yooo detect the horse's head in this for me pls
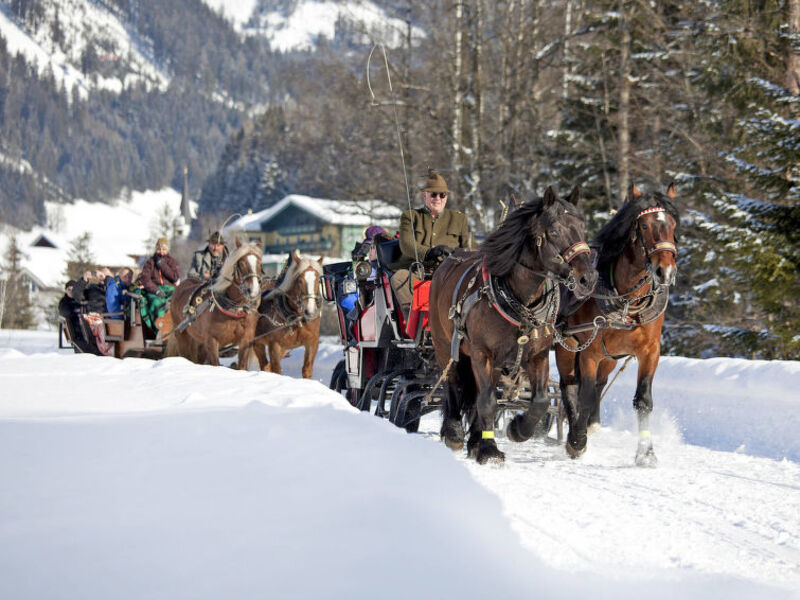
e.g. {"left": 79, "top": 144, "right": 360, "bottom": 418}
{"left": 284, "top": 250, "right": 324, "bottom": 320}
{"left": 629, "top": 183, "right": 678, "bottom": 287}
{"left": 532, "top": 186, "right": 598, "bottom": 299}
{"left": 215, "top": 237, "right": 262, "bottom": 301}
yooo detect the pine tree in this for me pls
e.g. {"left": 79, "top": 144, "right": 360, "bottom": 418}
{"left": 0, "top": 235, "right": 36, "bottom": 330}
{"left": 64, "top": 232, "right": 95, "bottom": 281}
{"left": 685, "top": 0, "right": 800, "bottom": 359}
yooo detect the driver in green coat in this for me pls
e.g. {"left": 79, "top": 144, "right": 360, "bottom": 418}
{"left": 390, "top": 170, "right": 471, "bottom": 318}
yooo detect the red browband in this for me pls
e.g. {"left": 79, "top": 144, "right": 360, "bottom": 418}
{"left": 638, "top": 207, "right": 665, "bottom": 218}
{"left": 562, "top": 241, "right": 591, "bottom": 264}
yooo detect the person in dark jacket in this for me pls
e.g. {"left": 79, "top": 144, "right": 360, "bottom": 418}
{"left": 58, "top": 280, "right": 100, "bottom": 354}
{"left": 188, "top": 231, "right": 229, "bottom": 280}
{"left": 389, "top": 170, "right": 471, "bottom": 317}
{"left": 138, "top": 237, "right": 180, "bottom": 330}
{"left": 83, "top": 267, "right": 112, "bottom": 313}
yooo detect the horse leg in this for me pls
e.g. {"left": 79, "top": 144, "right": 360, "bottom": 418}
{"left": 556, "top": 345, "right": 580, "bottom": 443}
{"left": 470, "top": 351, "right": 504, "bottom": 464}
{"left": 634, "top": 351, "right": 659, "bottom": 467}
{"left": 300, "top": 339, "right": 319, "bottom": 379}
{"left": 566, "top": 352, "right": 600, "bottom": 458}
{"left": 252, "top": 341, "right": 269, "bottom": 371}
{"left": 440, "top": 356, "right": 472, "bottom": 451}
{"left": 267, "top": 343, "right": 283, "bottom": 375}
{"left": 203, "top": 338, "right": 220, "bottom": 366}
{"left": 588, "top": 359, "right": 616, "bottom": 434}
{"left": 237, "top": 339, "right": 259, "bottom": 371}
{"left": 507, "top": 351, "right": 550, "bottom": 443}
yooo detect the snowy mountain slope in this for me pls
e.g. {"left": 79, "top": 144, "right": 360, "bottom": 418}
{"left": 200, "top": 0, "right": 259, "bottom": 29}
{"left": 245, "top": 0, "right": 425, "bottom": 52}
{"left": 0, "top": 0, "right": 168, "bottom": 98}
{"left": 0, "top": 330, "right": 799, "bottom": 598}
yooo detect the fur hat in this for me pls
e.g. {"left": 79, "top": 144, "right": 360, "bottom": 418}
{"left": 208, "top": 231, "right": 225, "bottom": 245}
{"left": 422, "top": 169, "right": 449, "bottom": 194}
{"left": 155, "top": 237, "right": 169, "bottom": 251}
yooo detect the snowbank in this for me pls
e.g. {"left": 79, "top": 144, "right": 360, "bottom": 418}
{"left": 0, "top": 331, "right": 798, "bottom": 599}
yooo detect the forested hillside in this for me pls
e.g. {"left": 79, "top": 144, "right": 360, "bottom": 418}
{"left": 0, "top": 0, "right": 797, "bottom": 358}
{"left": 200, "top": 0, "right": 799, "bottom": 359}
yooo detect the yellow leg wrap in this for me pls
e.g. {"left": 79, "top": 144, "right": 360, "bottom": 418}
{"left": 639, "top": 430, "right": 652, "bottom": 438}
{"left": 482, "top": 430, "right": 495, "bottom": 440}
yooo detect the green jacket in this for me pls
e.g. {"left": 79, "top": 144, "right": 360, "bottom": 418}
{"left": 390, "top": 207, "right": 471, "bottom": 270}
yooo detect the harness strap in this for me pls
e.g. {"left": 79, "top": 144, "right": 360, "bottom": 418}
{"left": 448, "top": 260, "right": 482, "bottom": 362}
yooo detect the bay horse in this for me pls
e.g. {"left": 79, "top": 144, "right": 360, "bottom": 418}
{"left": 555, "top": 183, "right": 679, "bottom": 467}
{"left": 429, "top": 186, "right": 598, "bottom": 464}
{"left": 252, "top": 251, "right": 323, "bottom": 378}
{"left": 169, "top": 238, "right": 262, "bottom": 369}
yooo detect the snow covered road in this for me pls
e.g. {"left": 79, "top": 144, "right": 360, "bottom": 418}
{"left": 1, "top": 330, "right": 799, "bottom": 598}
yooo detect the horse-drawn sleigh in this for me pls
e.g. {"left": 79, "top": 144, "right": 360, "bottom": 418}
{"left": 325, "top": 183, "right": 679, "bottom": 466}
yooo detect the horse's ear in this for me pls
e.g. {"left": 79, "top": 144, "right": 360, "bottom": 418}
{"left": 567, "top": 185, "right": 580, "bottom": 206}
{"left": 317, "top": 255, "right": 324, "bottom": 265}
{"left": 666, "top": 182, "right": 676, "bottom": 200}
{"left": 291, "top": 249, "right": 300, "bottom": 264}
{"left": 629, "top": 183, "right": 643, "bottom": 200}
{"left": 543, "top": 186, "right": 556, "bottom": 207}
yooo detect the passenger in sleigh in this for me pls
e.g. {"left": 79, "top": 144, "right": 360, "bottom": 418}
{"left": 389, "top": 169, "right": 472, "bottom": 318}
{"left": 58, "top": 280, "right": 101, "bottom": 355}
{"left": 105, "top": 267, "right": 134, "bottom": 319}
{"left": 341, "top": 226, "right": 394, "bottom": 346}
{"left": 138, "top": 237, "right": 180, "bottom": 330}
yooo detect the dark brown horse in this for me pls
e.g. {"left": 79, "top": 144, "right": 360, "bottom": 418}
{"left": 555, "top": 183, "right": 679, "bottom": 467}
{"left": 253, "top": 251, "right": 324, "bottom": 378}
{"left": 429, "top": 187, "right": 598, "bottom": 464}
{"left": 169, "top": 239, "right": 263, "bottom": 369}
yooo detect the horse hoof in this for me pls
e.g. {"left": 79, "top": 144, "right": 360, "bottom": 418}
{"left": 477, "top": 444, "right": 505, "bottom": 465}
{"left": 566, "top": 437, "right": 586, "bottom": 459}
{"left": 587, "top": 422, "right": 602, "bottom": 435}
{"left": 440, "top": 419, "right": 465, "bottom": 451}
{"left": 506, "top": 416, "right": 533, "bottom": 443}
{"left": 635, "top": 446, "right": 658, "bottom": 468}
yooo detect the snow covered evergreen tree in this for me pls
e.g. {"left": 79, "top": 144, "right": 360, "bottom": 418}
{"left": 0, "top": 235, "right": 36, "bottom": 330}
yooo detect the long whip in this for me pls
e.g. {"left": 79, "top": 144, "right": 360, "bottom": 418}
{"left": 367, "top": 44, "right": 421, "bottom": 268}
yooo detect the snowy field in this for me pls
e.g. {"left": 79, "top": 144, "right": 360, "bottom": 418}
{"left": 1, "top": 329, "right": 799, "bottom": 599}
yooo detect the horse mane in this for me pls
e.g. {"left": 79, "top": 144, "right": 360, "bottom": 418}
{"left": 594, "top": 191, "right": 680, "bottom": 270}
{"left": 269, "top": 253, "right": 322, "bottom": 296}
{"left": 481, "top": 195, "right": 582, "bottom": 277}
{"left": 211, "top": 242, "right": 262, "bottom": 294}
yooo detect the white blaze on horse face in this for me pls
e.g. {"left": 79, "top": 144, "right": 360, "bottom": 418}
{"left": 246, "top": 254, "right": 259, "bottom": 298}
{"left": 303, "top": 269, "right": 318, "bottom": 316}
{"left": 656, "top": 211, "right": 666, "bottom": 223}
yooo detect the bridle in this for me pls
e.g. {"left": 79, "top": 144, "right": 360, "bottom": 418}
{"left": 230, "top": 250, "right": 263, "bottom": 306}
{"left": 518, "top": 232, "right": 592, "bottom": 291}
{"left": 633, "top": 206, "right": 677, "bottom": 281}
{"left": 594, "top": 206, "right": 678, "bottom": 300}
{"left": 267, "top": 263, "right": 323, "bottom": 322}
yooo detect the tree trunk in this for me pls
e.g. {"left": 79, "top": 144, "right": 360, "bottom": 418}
{"left": 451, "top": 0, "right": 464, "bottom": 189}
{"left": 787, "top": 0, "right": 800, "bottom": 96}
{"left": 618, "top": 0, "right": 632, "bottom": 201}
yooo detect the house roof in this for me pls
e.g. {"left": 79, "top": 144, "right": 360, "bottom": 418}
{"left": 224, "top": 195, "right": 402, "bottom": 234}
